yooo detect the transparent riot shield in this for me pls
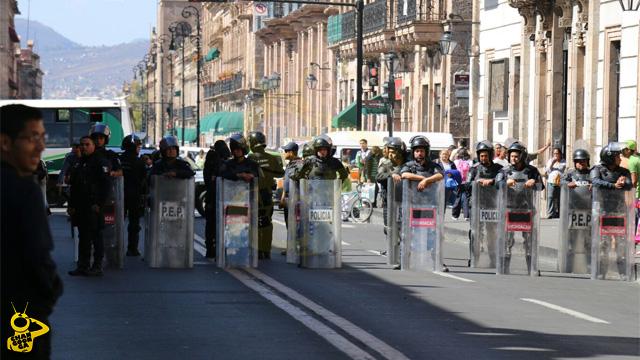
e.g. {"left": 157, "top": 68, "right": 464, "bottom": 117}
{"left": 216, "top": 178, "right": 258, "bottom": 269}
{"left": 469, "top": 182, "right": 499, "bottom": 268}
{"left": 386, "top": 177, "right": 403, "bottom": 266}
{"left": 558, "top": 185, "right": 592, "bottom": 274}
{"left": 102, "top": 176, "right": 124, "bottom": 269}
{"left": 591, "top": 188, "right": 635, "bottom": 281}
{"left": 496, "top": 183, "right": 541, "bottom": 276}
{"left": 299, "top": 179, "right": 342, "bottom": 269}
{"left": 400, "top": 180, "right": 445, "bottom": 271}
{"left": 145, "top": 176, "right": 195, "bottom": 268}
{"left": 286, "top": 179, "right": 301, "bottom": 264}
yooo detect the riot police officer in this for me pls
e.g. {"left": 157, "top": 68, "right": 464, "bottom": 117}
{"left": 119, "top": 134, "right": 146, "bottom": 256}
{"left": 203, "top": 140, "right": 232, "bottom": 258}
{"left": 400, "top": 136, "right": 444, "bottom": 189}
{"left": 247, "top": 131, "right": 284, "bottom": 259}
{"left": 590, "top": 142, "right": 633, "bottom": 279}
{"left": 561, "top": 149, "right": 592, "bottom": 188}
{"left": 495, "top": 141, "right": 544, "bottom": 272}
{"left": 149, "top": 136, "right": 195, "bottom": 179}
{"left": 465, "top": 140, "right": 504, "bottom": 266}
{"left": 90, "top": 123, "right": 123, "bottom": 178}
{"left": 290, "top": 135, "right": 349, "bottom": 182}
{"left": 68, "top": 136, "right": 112, "bottom": 276}
{"left": 376, "top": 138, "right": 406, "bottom": 234}
{"left": 281, "top": 142, "right": 302, "bottom": 229}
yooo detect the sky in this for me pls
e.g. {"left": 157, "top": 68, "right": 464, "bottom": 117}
{"left": 15, "top": 0, "right": 158, "bottom": 47}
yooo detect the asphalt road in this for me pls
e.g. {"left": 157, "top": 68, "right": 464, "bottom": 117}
{"left": 47, "top": 209, "right": 640, "bottom": 360}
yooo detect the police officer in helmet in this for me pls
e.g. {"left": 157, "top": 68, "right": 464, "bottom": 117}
{"left": 561, "top": 149, "right": 592, "bottom": 189}
{"left": 590, "top": 142, "right": 632, "bottom": 279}
{"left": 90, "top": 123, "right": 123, "bottom": 178}
{"left": 149, "top": 136, "right": 195, "bottom": 178}
{"left": 495, "top": 141, "right": 544, "bottom": 273}
{"left": 401, "top": 136, "right": 444, "bottom": 191}
{"left": 119, "top": 134, "right": 146, "bottom": 256}
{"left": 290, "top": 135, "right": 349, "bottom": 182}
{"left": 247, "top": 131, "right": 284, "bottom": 259}
{"left": 376, "top": 137, "right": 406, "bottom": 235}
{"left": 203, "top": 140, "right": 232, "bottom": 258}
{"left": 68, "top": 136, "right": 112, "bottom": 276}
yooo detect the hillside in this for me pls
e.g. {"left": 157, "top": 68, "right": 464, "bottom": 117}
{"left": 15, "top": 18, "right": 150, "bottom": 99}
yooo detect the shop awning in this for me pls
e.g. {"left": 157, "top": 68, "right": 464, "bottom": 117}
{"left": 331, "top": 101, "right": 357, "bottom": 128}
{"left": 204, "top": 47, "right": 220, "bottom": 62}
{"left": 199, "top": 111, "right": 244, "bottom": 135}
{"left": 165, "top": 128, "right": 197, "bottom": 143}
{"left": 362, "top": 94, "right": 387, "bottom": 115}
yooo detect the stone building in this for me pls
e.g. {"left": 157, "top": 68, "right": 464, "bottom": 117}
{"left": 1, "top": 0, "right": 21, "bottom": 99}
{"left": 475, "top": 0, "right": 640, "bottom": 163}
{"left": 18, "top": 40, "right": 43, "bottom": 99}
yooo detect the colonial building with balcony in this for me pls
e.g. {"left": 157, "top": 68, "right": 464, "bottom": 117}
{"left": 475, "top": 0, "right": 640, "bottom": 165}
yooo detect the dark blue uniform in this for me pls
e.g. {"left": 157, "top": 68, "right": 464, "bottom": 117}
{"left": 119, "top": 150, "right": 146, "bottom": 253}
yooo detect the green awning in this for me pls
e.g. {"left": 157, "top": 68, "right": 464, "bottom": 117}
{"left": 165, "top": 127, "right": 197, "bottom": 143}
{"left": 331, "top": 101, "right": 357, "bottom": 128}
{"left": 205, "top": 47, "right": 220, "bottom": 62}
{"left": 174, "top": 90, "right": 181, "bottom": 97}
{"left": 199, "top": 111, "right": 244, "bottom": 135}
{"left": 362, "top": 94, "right": 388, "bottom": 115}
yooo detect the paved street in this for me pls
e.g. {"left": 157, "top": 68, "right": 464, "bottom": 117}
{"left": 48, "top": 209, "right": 639, "bottom": 360}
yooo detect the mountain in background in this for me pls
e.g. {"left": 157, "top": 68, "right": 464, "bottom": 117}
{"left": 15, "top": 18, "right": 149, "bottom": 99}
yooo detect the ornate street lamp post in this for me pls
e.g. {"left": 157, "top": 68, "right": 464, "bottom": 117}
{"left": 182, "top": 5, "right": 202, "bottom": 146}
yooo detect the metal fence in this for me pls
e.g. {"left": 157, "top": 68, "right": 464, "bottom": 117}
{"left": 396, "top": 0, "right": 443, "bottom": 25}
{"left": 364, "top": 0, "right": 388, "bottom": 34}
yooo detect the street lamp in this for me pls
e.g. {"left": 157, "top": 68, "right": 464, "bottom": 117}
{"left": 305, "top": 74, "right": 318, "bottom": 90}
{"left": 439, "top": 13, "right": 479, "bottom": 56}
{"left": 439, "top": 31, "right": 458, "bottom": 56}
{"left": 182, "top": 5, "right": 202, "bottom": 146}
{"left": 619, "top": 0, "right": 640, "bottom": 10}
{"left": 382, "top": 44, "right": 401, "bottom": 137}
{"left": 156, "top": 34, "right": 172, "bottom": 139}
{"left": 259, "top": 76, "right": 270, "bottom": 93}
{"left": 169, "top": 21, "right": 191, "bottom": 146}
{"left": 268, "top": 72, "right": 281, "bottom": 90}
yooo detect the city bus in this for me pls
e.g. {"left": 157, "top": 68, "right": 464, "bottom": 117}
{"left": 0, "top": 97, "right": 135, "bottom": 204}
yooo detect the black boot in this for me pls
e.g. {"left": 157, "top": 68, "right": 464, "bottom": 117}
{"left": 69, "top": 260, "right": 90, "bottom": 276}
{"left": 86, "top": 259, "right": 103, "bottom": 277}
{"left": 205, "top": 244, "right": 216, "bottom": 259}
{"left": 126, "top": 248, "right": 141, "bottom": 256}
{"left": 502, "top": 257, "right": 511, "bottom": 274}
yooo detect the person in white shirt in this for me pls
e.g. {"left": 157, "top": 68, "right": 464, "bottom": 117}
{"left": 545, "top": 147, "right": 566, "bottom": 218}
{"left": 356, "top": 139, "right": 370, "bottom": 183}
{"left": 494, "top": 148, "right": 509, "bottom": 167}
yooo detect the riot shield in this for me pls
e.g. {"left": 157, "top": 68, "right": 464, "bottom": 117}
{"left": 400, "top": 179, "right": 445, "bottom": 271}
{"left": 103, "top": 176, "right": 124, "bottom": 269}
{"left": 145, "top": 176, "right": 195, "bottom": 268}
{"left": 496, "top": 183, "right": 541, "bottom": 276}
{"left": 558, "top": 184, "right": 592, "bottom": 274}
{"left": 286, "top": 179, "right": 301, "bottom": 264}
{"left": 216, "top": 178, "right": 258, "bottom": 269}
{"left": 591, "top": 187, "right": 635, "bottom": 281}
{"left": 299, "top": 179, "right": 342, "bottom": 268}
{"left": 386, "top": 177, "right": 403, "bottom": 266}
{"left": 469, "top": 181, "right": 499, "bottom": 268}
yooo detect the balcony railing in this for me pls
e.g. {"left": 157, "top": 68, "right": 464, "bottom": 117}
{"left": 364, "top": 0, "right": 388, "bottom": 34}
{"left": 327, "top": 14, "right": 343, "bottom": 44}
{"left": 341, "top": 10, "right": 356, "bottom": 41}
{"left": 204, "top": 73, "right": 243, "bottom": 98}
{"left": 396, "top": 0, "right": 443, "bottom": 25}
{"left": 172, "top": 106, "right": 195, "bottom": 119}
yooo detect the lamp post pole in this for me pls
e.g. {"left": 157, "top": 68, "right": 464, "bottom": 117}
{"left": 183, "top": 5, "right": 201, "bottom": 146}
{"left": 157, "top": 34, "right": 171, "bottom": 141}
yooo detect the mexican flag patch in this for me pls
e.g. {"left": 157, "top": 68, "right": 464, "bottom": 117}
{"left": 103, "top": 166, "right": 110, "bottom": 173}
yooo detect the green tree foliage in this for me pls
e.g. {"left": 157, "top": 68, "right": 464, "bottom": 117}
{"left": 128, "top": 80, "right": 146, "bottom": 132}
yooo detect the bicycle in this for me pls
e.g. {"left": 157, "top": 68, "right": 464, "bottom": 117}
{"left": 341, "top": 183, "right": 373, "bottom": 223}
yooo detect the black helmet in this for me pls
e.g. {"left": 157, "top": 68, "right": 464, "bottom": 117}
{"left": 409, "top": 135, "right": 430, "bottom": 154}
{"left": 572, "top": 149, "right": 590, "bottom": 162}
{"left": 90, "top": 123, "right": 111, "bottom": 144}
{"left": 159, "top": 136, "right": 180, "bottom": 158}
{"left": 302, "top": 142, "right": 314, "bottom": 158}
{"left": 475, "top": 140, "right": 495, "bottom": 159}
{"left": 247, "top": 131, "right": 267, "bottom": 152}
{"left": 507, "top": 141, "right": 528, "bottom": 164}
{"left": 121, "top": 134, "right": 142, "bottom": 151}
{"left": 226, "top": 133, "right": 248, "bottom": 155}
{"left": 213, "top": 139, "right": 231, "bottom": 159}
{"left": 599, "top": 142, "right": 626, "bottom": 166}
{"left": 312, "top": 134, "right": 333, "bottom": 152}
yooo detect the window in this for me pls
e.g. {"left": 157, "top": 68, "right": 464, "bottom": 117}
{"left": 41, "top": 109, "right": 70, "bottom": 147}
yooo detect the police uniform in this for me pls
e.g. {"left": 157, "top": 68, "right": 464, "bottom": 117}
{"left": 291, "top": 156, "right": 349, "bottom": 181}
{"left": 249, "top": 150, "right": 283, "bottom": 259}
{"left": 203, "top": 143, "right": 230, "bottom": 258}
{"left": 119, "top": 150, "right": 146, "bottom": 255}
{"left": 148, "top": 158, "right": 195, "bottom": 178}
{"left": 69, "top": 152, "right": 112, "bottom": 276}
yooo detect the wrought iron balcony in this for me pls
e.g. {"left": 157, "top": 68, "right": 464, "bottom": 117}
{"left": 172, "top": 106, "right": 195, "bottom": 119}
{"left": 203, "top": 72, "right": 243, "bottom": 99}
{"left": 397, "top": 0, "right": 444, "bottom": 25}
{"left": 342, "top": 10, "right": 356, "bottom": 41}
{"left": 327, "top": 14, "right": 343, "bottom": 44}
{"left": 364, "top": 0, "right": 388, "bottom": 34}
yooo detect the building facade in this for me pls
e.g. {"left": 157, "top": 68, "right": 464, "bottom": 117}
{"left": 1, "top": 0, "right": 21, "bottom": 99}
{"left": 475, "top": 0, "right": 640, "bottom": 164}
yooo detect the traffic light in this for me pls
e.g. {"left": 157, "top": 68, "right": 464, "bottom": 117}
{"left": 369, "top": 67, "right": 378, "bottom": 87}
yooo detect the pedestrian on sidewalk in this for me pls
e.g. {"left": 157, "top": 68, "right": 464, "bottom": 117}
{"left": 1, "top": 104, "right": 63, "bottom": 359}
{"left": 545, "top": 147, "right": 566, "bottom": 218}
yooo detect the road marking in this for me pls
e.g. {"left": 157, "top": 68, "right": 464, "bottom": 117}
{"left": 246, "top": 268, "right": 411, "bottom": 360}
{"left": 493, "top": 347, "right": 553, "bottom": 352}
{"left": 366, "top": 250, "right": 387, "bottom": 257}
{"left": 433, "top": 272, "right": 475, "bottom": 283}
{"left": 342, "top": 241, "right": 351, "bottom": 246}
{"left": 343, "top": 224, "right": 356, "bottom": 228}
{"left": 227, "top": 269, "right": 377, "bottom": 360}
{"left": 520, "top": 298, "right": 610, "bottom": 324}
